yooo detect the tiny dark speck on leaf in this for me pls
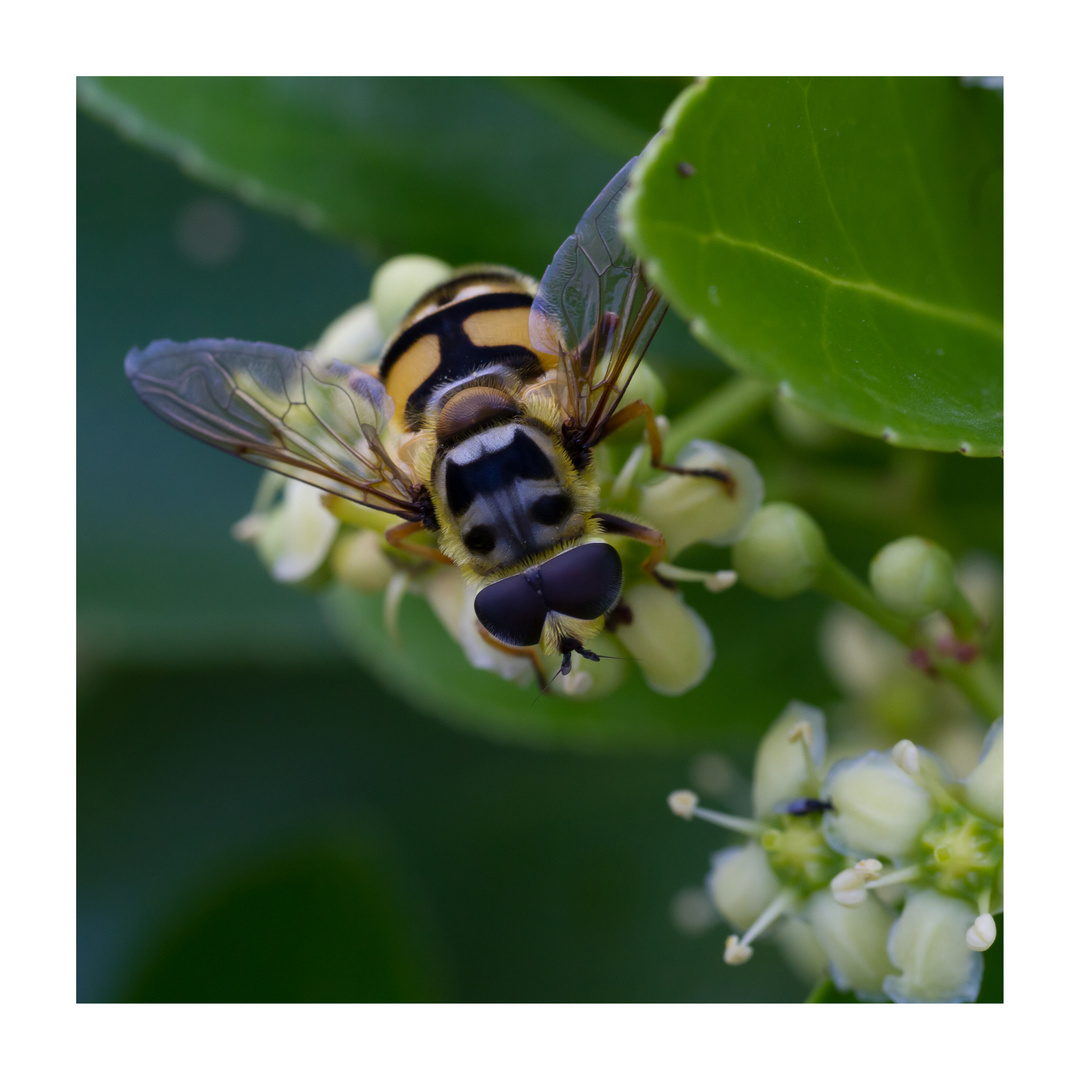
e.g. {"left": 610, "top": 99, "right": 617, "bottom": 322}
{"left": 676, "top": 161, "right": 696, "bottom": 178}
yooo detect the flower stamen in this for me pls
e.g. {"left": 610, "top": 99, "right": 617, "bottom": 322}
{"left": 654, "top": 564, "right": 738, "bottom": 592}
{"left": 723, "top": 889, "right": 796, "bottom": 965}
{"left": 667, "top": 790, "right": 764, "bottom": 836}
{"left": 965, "top": 913, "right": 997, "bottom": 951}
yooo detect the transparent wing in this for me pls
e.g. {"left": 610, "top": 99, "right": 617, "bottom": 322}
{"left": 529, "top": 156, "right": 668, "bottom": 448}
{"left": 125, "top": 338, "right": 424, "bottom": 519}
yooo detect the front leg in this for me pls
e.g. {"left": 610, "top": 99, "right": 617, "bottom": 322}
{"left": 593, "top": 511, "right": 671, "bottom": 582}
{"left": 603, "top": 399, "right": 736, "bottom": 497}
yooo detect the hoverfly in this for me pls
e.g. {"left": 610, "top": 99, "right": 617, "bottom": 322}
{"left": 126, "top": 157, "right": 733, "bottom": 681}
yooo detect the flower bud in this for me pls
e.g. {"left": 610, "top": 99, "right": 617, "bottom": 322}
{"left": 371, "top": 255, "right": 454, "bottom": 338}
{"left": 613, "top": 583, "right": 714, "bottom": 695}
{"left": 962, "top": 718, "right": 1003, "bottom": 825}
{"left": 312, "top": 300, "right": 383, "bottom": 367}
{"left": 869, "top": 536, "right": 955, "bottom": 618}
{"left": 751, "top": 701, "right": 826, "bottom": 820}
{"left": 883, "top": 890, "right": 984, "bottom": 1003}
{"left": 822, "top": 751, "right": 935, "bottom": 860}
{"left": 707, "top": 844, "right": 782, "bottom": 932}
{"left": 331, "top": 529, "right": 397, "bottom": 593}
{"left": 732, "top": 503, "right": 827, "bottom": 598}
{"left": 637, "top": 441, "right": 764, "bottom": 556}
{"left": 805, "top": 890, "right": 897, "bottom": 999}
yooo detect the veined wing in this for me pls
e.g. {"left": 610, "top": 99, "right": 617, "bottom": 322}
{"left": 125, "top": 338, "right": 424, "bottom": 519}
{"left": 528, "top": 156, "right": 668, "bottom": 449}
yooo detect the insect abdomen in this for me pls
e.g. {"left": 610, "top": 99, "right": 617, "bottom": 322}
{"left": 378, "top": 270, "right": 556, "bottom": 431}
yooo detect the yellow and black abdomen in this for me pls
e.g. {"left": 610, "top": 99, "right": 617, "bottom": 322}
{"left": 378, "top": 269, "right": 556, "bottom": 432}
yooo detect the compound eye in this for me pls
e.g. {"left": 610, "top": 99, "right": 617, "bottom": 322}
{"left": 474, "top": 572, "right": 549, "bottom": 647}
{"left": 537, "top": 543, "right": 623, "bottom": 621}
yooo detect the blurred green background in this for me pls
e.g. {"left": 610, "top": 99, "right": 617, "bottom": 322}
{"left": 78, "top": 78, "right": 1002, "bottom": 1003}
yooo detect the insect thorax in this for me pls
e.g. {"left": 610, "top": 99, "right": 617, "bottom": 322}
{"left": 377, "top": 268, "right": 600, "bottom": 580}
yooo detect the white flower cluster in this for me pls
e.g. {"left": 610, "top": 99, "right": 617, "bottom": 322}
{"left": 232, "top": 255, "right": 766, "bottom": 697}
{"left": 669, "top": 703, "right": 1003, "bottom": 1002}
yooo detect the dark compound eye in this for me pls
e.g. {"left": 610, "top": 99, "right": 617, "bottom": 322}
{"left": 474, "top": 572, "right": 549, "bottom": 647}
{"left": 530, "top": 492, "right": 572, "bottom": 527}
{"left": 463, "top": 524, "right": 496, "bottom": 554}
{"left": 536, "top": 543, "right": 623, "bottom": 621}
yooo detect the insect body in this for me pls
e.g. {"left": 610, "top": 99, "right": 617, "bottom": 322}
{"left": 126, "top": 158, "right": 721, "bottom": 679}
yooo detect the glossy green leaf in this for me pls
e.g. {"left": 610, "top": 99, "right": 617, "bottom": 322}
{"left": 77, "top": 76, "right": 686, "bottom": 270}
{"left": 323, "top": 580, "right": 833, "bottom": 752}
{"left": 623, "top": 78, "right": 1003, "bottom": 455}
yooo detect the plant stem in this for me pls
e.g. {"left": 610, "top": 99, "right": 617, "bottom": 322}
{"left": 937, "top": 655, "right": 1004, "bottom": 720}
{"left": 944, "top": 586, "right": 981, "bottom": 641}
{"left": 814, "top": 554, "right": 1003, "bottom": 720}
{"left": 814, "top": 555, "right": 916, "bottom": 643}
{"left": 665, "top": 375, "right": 774, "bottom": 458}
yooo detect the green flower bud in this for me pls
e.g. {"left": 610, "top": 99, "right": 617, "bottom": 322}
{"left": 883, "top": 890, "right": 983, "bottom": 1003}
{"left": 732, "top": 503, "right": 828, "bottom": 598}
{"left": 637, "top": 441, "right": 764, "bottom": 557}
{"left": 869, "top": 536, "right": 955, "bottom": 617}
{"left": 371, "top": 255, "right": 454, "bottom": 338}
{"left": 613, "top": 582, "right": 714, "bottom": 695}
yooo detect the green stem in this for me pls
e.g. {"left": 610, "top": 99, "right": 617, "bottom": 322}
{"left": 938, "top": 655, "right": 1003, "bottom": 720}
{"left": 943, "top": 586, "right": 981, "bottom": 642}
{"left": 665, "top": 375, "right": 774, "bottom": 458}
{"left": 814, "top": 555, "right": 916, "bottom": 643}
{"left": 814, "top": 554, "right": 1002, "bottom": 720}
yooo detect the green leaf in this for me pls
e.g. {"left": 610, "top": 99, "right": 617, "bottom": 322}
{"left": 77, "top": 76, "right": 685, "bottom": 270}
{"left": 622, "top": 78, "right": 1003, "bottom": 455}
{"left": 323, "top": 580, "right": 833, "bottom": 752}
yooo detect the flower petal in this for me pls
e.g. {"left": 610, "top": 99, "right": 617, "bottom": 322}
{"left": 637, "top": 440, "right": 764, "bottom": 557}
{"left": 752, "top": 701, "right": 827, "bottom": 820}
{"left": 613, "top": 583, "right": 714, "bottom": 695}
{"left": 822, "top": 751, "right": 934, "bottom": 860}
{"left": 883, "top": 890, "right": 984, "bottom": 1003}
{"left": 706, "top": 843, "right": 781, "bottom": 933}
{"left": 254, "top": 479, "right": 340, "bottom": 583}
{"left": 806, "top": 890, "right": 897, "bottom": 1000}
{"left": 963, "top": 718, "right": 1003, "bottom": 825}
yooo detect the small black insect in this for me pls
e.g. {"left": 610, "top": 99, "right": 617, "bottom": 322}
{"left": 784, "top": 797, "right": 834, "bottom": 816}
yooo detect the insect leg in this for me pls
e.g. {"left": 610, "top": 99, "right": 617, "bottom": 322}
{"left": 593, "top": 512, "right": 672, "bottom": 582}
{"left": 603, "top": 400, "right": 736, "bottom": 497}
{"left": 384, "top": 520, "right": 455, "bottom": 564}
{"left": 477, "top": 625, "right": 548, "bottom": 690}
